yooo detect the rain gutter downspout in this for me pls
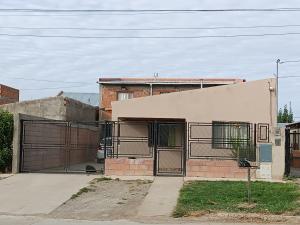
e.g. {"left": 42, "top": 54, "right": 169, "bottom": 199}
{"left": 150, "top": 83, "right": 153, "bottom": 96}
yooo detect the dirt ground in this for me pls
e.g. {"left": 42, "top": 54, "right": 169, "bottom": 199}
{"left": 50, "top": 178, "right": 152, "bottom": 220}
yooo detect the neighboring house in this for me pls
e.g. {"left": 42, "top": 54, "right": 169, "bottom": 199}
{"left": 0, "top": 96, "right": 98, "bottom": 122}
{"left": 0, "top": 96, "right": 99, "bottom": 173}
{"left": 0, "top": 84, "right": 19, "bottom": 105}
{"left": 104, "top": 78, "right": 285, "bottom": 180}
{"left": 286, "top": 122, "right": 300, "bottom": 172}
{"left": 57, "top": 91, "right": 100, "bottom": 120}
{"left": 98, "top": 77, "right": 245, "bottom": 119}
{"left": 57, "top": 91, "right": 99, "bottom": 107}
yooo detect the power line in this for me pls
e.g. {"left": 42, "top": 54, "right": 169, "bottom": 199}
{"left": 2, "top": 32, "right": 300, "bottom": 39}
{"left": 2, "top": 24, "right": 300, "bottom": 31}
{"left": 279, "top": 75, "right": 300, "bottom": 78}
{"left": 280, "top": 59, "right": 300, "bottom": 64}
{"left": 2, "top": 76, "right": 92, "bottom": 84}
{"left": 1, "top": 8, "right": 300, "bottom": 12}
{"left": 21, "top": 84, "right": 95, "bottom": 91}
{"left": 1, "top": 8, "right": 300, "bottom": 17}
{"left": 0, "top": 12, "right": 188, "bottom": 17}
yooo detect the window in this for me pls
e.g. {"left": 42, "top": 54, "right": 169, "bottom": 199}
{"left": 117, "top": 92, "right": 133, "bottom": 101}
{"left": 212, "top": 121, "right": 250, "bottom": 149}
{"left": 159, "top": 124, "right": 176, "bottom": 147}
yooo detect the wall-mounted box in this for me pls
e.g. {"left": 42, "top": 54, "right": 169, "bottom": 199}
{"left": 259, "top": 143, "right": 272, "bottom": 162}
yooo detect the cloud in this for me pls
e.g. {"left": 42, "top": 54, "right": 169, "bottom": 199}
{"left": 0, "top": 0, "right": 300, "bottom": 116}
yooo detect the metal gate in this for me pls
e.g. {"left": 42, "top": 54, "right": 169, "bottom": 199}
{"left": 20, "top": 120, "right": 105, "bottom": 173}
{"left": 154, "top": 122, "right": 186, "bottom": 176}
{"left": 285, "top": 128, "right": 300, "bottom": 177}
{"left": 105, "top": 120, "right": 186, "bottom": 176}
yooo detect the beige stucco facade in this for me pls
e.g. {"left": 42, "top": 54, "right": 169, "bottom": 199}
{"left": 112, "top": 78, "right": 276, "bottom": 126}
{"left": 106, "top": 78, "right": 285, "bottom": 180}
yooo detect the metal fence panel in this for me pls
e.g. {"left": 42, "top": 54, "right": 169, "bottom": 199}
{"left": 20, "top": 120, "right": 105, "bottom": 173}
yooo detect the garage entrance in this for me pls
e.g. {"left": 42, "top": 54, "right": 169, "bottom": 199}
{"left": 20, "top": 120, "right": 105, "bottom": 173}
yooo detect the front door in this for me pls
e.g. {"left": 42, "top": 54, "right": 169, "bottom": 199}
{"left": 154, "top": 122, "right": 185, "bottom": 176}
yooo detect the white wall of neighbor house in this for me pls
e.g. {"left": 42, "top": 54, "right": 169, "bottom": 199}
{"left": 111, "top": 78, "right": 286, "bottom": 179}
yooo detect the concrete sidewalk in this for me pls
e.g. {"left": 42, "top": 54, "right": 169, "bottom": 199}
{"left": 0, "top": 174, "right": 97, "bottom": 215}
{"left": 0, "top": 215, "right": 291, "bottom": 225}
{"left": 137, "top": 177, "right": 183, "bottom": 217}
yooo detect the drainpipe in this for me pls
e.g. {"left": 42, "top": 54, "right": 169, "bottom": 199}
{"left": 149, "top": 83, "right": 153, "bottom": 96}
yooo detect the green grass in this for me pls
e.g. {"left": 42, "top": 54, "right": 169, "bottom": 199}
{"left": 173, "top": 181, "right": 300, "bottom": 217}
{"left": 71, "top": 187, "right": 95, "bottom": 199}
{"left": 93, "top": 177, "right": 112, "bottom": 182}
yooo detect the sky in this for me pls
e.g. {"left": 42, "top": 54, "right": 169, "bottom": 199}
{"left": 0, "top": 0, "right": 299, "bottom": 118}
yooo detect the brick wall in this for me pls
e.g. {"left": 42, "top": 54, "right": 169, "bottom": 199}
{"left": 101, "top": 85, "right": 150, "bottom": 108}
{"left": 0, "top": 84, "right": 19, "bottom": 105}
{"left": 186, "top": 159, "right": 255, "bottom": 179}
{"left": 105, "top": 158, "right": 153, "bottom": 176}
{"left": 104, "top": 158, "right": 255, "bottom": 178}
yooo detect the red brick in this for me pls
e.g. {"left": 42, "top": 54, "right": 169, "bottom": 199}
{"left": 105, "top": 158, "right": 154, "bottom": 176}
{"left": 0, "top": 84, "right": 19, "bottom": 105}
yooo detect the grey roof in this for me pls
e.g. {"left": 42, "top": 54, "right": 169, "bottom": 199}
{"left": 58, "top": 91, "right": 99, "bottom": 107}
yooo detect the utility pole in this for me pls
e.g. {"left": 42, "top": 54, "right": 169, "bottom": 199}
{"left": 276, "top": 59, "right": 280, "bottom": 115}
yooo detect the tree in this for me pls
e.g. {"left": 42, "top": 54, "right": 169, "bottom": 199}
{"left": 288, "top": 103, "right": 294, "bottom": 123}
{"left": 278, "top": 108, "right": 283, "bottom": 123}
{"left": 278, "top": 104, "right": 294, "bottom": 123}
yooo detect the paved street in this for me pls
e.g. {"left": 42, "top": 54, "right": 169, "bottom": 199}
{"left": 0, "top": 215, "right": 292, "bottom": 225}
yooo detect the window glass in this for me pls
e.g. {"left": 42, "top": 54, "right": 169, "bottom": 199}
{"left": 159, "top": 124, "right": 176, "bottom": 147}
{"left": 212, "top": 121, "right": 250, "bottom": 149}
{"left": 117, "top": 92, "right": 133, "bottom": 101}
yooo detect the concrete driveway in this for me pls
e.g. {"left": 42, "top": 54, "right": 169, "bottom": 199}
{"left": 0, "top": 174, "right": 97, "bottom": 215}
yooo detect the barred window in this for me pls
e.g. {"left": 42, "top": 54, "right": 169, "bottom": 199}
{"left": 212, "top": 121, "right": 250, "bottom": 149}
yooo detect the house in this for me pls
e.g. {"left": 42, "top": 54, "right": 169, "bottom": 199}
{"left": 98, "top": 77, "right": 245, "bottom": 119}
{"left": 286, "top": 122, "right": 300, "bottom": 174}
{"left": 0, "top": 96, "right": 98, "bottom": 122}
{"left": 104, "top": 78, "right": 285, "bottom": 180}
{"left": 0, "top": 96, "right": 99, "bottom": 173}
{"left": 3, "top": 77, "right": 285, "bottom": 181}
{"left": 0, "top": 84, "right": 19, "bottom": 105}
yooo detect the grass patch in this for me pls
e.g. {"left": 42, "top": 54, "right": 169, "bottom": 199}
{"left": 173, "top": 181, "right": 300, "bottom": 217}
{"left": 94, "top": 177, "right": 112, "bottom": 182}
{"left": 71, "top": 187, "right": 95, "bottom": 199}
{"left": 89, "top": 177, "right": 112, "bottom": 185}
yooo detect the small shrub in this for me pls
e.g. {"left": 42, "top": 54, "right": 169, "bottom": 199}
{"left": 0, "top": 110, "right": 13, "bottom": 172}
{"left": 0, "top": 147, "right": 12, "bottom": 172}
